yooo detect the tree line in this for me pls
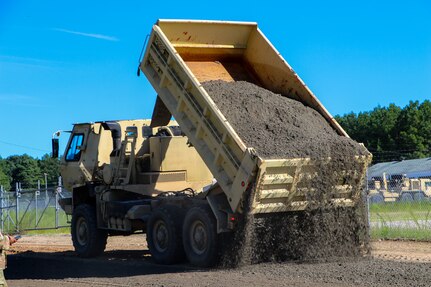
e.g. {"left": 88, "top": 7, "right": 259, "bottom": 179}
{"left": 0, "top": 100, "right": 429, "bottom": 189}
{"left": 335, "top": 100, "right": 431, "bottom": 163}
{"left": 0, "top": 154, "right": 59, "bottom": 191}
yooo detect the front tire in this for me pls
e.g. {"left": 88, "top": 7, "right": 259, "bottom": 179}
{"left": 71, "top": 204, "right": 108, "bottom": 257}
{"left": 182, "top": 205, "right": 219, "bottom": 267}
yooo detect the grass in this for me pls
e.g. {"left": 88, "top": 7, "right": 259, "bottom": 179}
{"left": 370, "top": 202, "right": 431, "bottom": 222}
{"left": 370, "top": 201, "right": 431, "bottom": 221}
{"left": 369, "top": 201, "right": 431, "bottom": 241}
{"left": 2, "top": 207, "right": 70, "bottom": 235}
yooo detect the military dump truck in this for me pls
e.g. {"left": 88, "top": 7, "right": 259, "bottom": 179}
{"left": 55, "top": 20, "right": 371, "bottom": 267}
{"left": 368, "top": 173, "right": 431, "bottom": 203}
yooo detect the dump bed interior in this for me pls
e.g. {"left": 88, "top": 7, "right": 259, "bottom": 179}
{"left": 140, "top": 20, "right": 370, "bottom": 215}
{"left": 155, "top": 20, "right": 347, "bottom": 137}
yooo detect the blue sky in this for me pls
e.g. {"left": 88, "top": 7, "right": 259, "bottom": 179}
{"left": 0, "top": 0, "right": 430, "bottom": 158}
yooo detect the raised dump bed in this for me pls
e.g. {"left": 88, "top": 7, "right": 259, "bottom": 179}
{"left": 139, "top": 19, "right": 371, "bottom": 214}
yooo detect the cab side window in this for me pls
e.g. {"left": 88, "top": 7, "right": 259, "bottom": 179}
{"left": 65, "top": 134, "right": 84, "bottom": 161}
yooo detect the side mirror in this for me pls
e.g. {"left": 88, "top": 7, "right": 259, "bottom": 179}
{"left": 52, "top": 138, "right": 59, "bottom": 158}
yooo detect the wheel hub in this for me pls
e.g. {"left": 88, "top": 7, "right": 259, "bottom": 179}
{"left": 153, "top": 220, "right": 169, "bottom": 252}
{"left": 76, "top": 217, "right": 88, "bottom": 246}
{"left": 190, "top": 221, "right": 207, "bottom": 255}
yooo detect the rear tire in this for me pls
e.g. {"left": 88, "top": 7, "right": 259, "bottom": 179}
{"left": 71, "top": 204, "right": 108, "bottom": 257}
{"left": 414, "top": 192, "right": 425, "bottom": 201}
{"left": 146, "top": 206, "right": 185, "bottom": 264}
{"left": 400, "top": 193, "right": 413, "bottom": 202}
{"left": 182, "top": 205, "right": 219, "bottom": 267}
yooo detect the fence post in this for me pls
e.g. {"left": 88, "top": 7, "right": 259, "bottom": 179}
{"left": 15, "top": 182, "right": 20, "bottom": 233}
{"left": 55, "top": 176, "right": 62, "bottom": 228}
{"left": 36, "top": 180, "right": 40, "bottom": 228}
{"left": 44, "top": 173, "right": 48, "bottom": 205}
{"left": 0, "top": 185, "right": 3, "bottom": 232}
{"left": 366, "top": 169, "right": 371, "bottom": 238}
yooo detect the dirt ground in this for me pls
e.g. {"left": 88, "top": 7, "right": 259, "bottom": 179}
{"left": 5, "top": 234, "right": 431, "bottom": 287}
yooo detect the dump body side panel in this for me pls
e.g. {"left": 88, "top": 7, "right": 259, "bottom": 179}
{"left": 141, "top": 24, "right": 256, "bottom": 212}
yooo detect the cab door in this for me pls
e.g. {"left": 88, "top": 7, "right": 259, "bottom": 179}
{"left": 60, "top": 124, "right": 92, "bottom": 190}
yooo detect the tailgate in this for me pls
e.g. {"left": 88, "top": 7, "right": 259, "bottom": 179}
{"left": 251, "top": 156, "right": 370, "bottom": 214}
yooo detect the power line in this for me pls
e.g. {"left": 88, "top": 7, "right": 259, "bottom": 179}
{"left": 0, "top": 140, "right": 49, "bottom": 153}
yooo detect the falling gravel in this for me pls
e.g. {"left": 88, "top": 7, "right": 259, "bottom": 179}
{"left": 202, "top": 80, "right": 370, "bottom": 266}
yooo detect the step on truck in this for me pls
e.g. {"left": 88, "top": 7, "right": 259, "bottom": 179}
{"left": 55, "top": 20, "right": 371, "bottom": 267}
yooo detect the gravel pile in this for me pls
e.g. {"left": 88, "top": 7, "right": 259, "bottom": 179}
{"left": 203, "top": 80, "right": 367, "bottom": 159}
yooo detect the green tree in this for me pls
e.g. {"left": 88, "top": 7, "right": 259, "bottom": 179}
{"left": 38, "top": 154, "right": 60, "bottom": 185}
{"left": 0, "top": 157, "right": 11, "bottom": 190}
{"left": 396, "top": 100, "right": 431, "bottom": 159}
{"left": 7, "top": 154, "right": 41, "bottom": 189}
{"left": 336, "top": 100, "right": 431, "bottom": 163}
{"left": 0, "top": 169, "right": 11, "bottom": 191}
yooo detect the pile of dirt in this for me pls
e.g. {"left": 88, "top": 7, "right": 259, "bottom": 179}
{"left": 202, "top": 80, "right": 369, "bottom": 266}
{"left": 203, "top": 80, "right": 367, "bottom": 159}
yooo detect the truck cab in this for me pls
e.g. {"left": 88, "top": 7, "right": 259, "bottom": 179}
{"left": 57, "top": 119, "right": 214, "bottom": 258}
{"left": 60, "top": 120, "right": 213, "bottom": 195}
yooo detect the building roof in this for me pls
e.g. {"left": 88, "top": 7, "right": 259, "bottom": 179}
{"left": 368, "top": 157, "right": 431, "bottom": 179}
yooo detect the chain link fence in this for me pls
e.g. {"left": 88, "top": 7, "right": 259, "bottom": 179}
{"left": 0, "top": 177, "right": 71, "bottom": 234}
{"left": 367, "top": 158, "right": 431, "bottom": 241}
{"left": 1, "top": 162, "right": 431, "bottom": 241}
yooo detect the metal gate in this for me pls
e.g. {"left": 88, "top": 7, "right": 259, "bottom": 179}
{"left": 0, "top": 177, "right": 71, "bottom": 234}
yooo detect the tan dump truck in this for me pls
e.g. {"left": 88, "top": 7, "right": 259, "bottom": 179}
{"left": 368, "top": 173, "right": 431, "bottom": 203}
{"left": 55, "top": 20, "right": 371, "bottom": 267}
